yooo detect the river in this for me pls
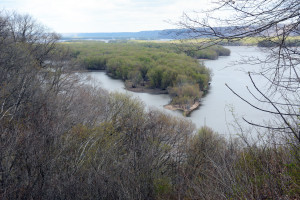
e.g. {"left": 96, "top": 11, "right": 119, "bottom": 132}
{"left": 82, "top": 46, "right": 273, "bottom": 135}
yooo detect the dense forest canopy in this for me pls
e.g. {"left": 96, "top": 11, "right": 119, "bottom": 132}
{"left": 0, "top": 9, "right": 299, "bottom": 200}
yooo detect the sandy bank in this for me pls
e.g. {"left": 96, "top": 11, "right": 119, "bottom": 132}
{"left": 164, "top": 101, "right": 200, "bottom": 116}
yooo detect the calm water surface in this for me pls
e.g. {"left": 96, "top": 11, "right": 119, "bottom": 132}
{"left": 83, "top": 46, "right": 273, "bottom": 134}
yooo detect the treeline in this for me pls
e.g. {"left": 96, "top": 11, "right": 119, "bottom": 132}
{"left": 65, "top": 42, "right": 214, "bottom": 106}
{"left": 186, "top": 45, "right": 231, "bottom": 59}
{"left": 208, "top": 36, "right": 300, "bottom": 47}
{"left": 1, "top": 12, "right": 299, "bottom": 200}
{"left": 257, "top": 38, "right": 300, "bottom": 47}
{"left": 134, "top": 42, "right": 231, "bottom": 59}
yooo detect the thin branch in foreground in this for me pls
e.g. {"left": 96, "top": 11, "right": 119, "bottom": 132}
{"left": 246, "top": 86, "right": 300, "bottom": 107}
{"left": 248, "top": 73, "right": 299, "bottom": 141}
{"left": 225, "top": 83, "right": 299, "bottom": 117}
{"left": 242, "top": 117, "right": 289, "bottom": 130}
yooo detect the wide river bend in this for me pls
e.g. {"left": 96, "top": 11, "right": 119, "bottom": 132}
{"left": 83, "top": 46, "right": 272, "bottom": 135}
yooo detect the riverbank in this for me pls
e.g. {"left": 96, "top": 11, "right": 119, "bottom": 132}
{"left": 125, "top": 80, "right": 202, "bottom": 116}
{"left": 164, "top": 101, "right": 200, "bottom": 116}
{"left": 124, "top": 81, "right": 168, "bottom": 94}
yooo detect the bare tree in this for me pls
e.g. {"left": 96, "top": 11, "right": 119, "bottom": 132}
{"left": 0, "top": 11, "right": 79, "bottom": 199}
{"left": 178, "top": 0, "right": 300, "bottom": 144}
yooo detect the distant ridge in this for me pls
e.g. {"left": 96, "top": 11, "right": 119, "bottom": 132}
{"left": 61, "top": 26, "right": 300, "bottom": 41}
{"left": 60, "top": 28, "right": 226, "bottom": 40}
{"left": 61, "top": 29, "right": 187, "bottom": 40}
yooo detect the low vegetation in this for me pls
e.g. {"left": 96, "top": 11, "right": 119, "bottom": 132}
{"left": 1, "top": 12, "right": 299, "bottom": 200}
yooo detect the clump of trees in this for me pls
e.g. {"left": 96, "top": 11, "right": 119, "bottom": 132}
{"left": 184, "top": 127, "right": 300, "bottom": 199}
{"left": 257, "top": 38, "right": 300, "bottom": 47}
{"left": 137, "top": 42, "right": 231, "bottom": 59}
{"left": 169, "top": 83, "right": 201, "bottom": 108}
{"left": 1, "top": 10, "right": 298, "bottom": 200}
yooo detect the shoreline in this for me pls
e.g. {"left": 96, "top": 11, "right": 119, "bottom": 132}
{"left": 125, "top": 80, "right": 202, "bottom": 116}
{"left": 124, "top": 81, "right": 168, "bottom": 94}
{"left": 125, "top": 80, "right": 201, "bottom": 116}
{"left": 164, "top": 101, "right": 200, "bottom": 116}
{"left": 85, "top": 71, "right": 203, "bottom": 115}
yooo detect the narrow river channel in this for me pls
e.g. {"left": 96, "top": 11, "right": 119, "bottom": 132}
{"left": 82, "top": 46, "right": 273, "bottom": 135}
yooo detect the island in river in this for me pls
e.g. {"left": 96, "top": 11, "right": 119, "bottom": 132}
{"left": 125, "top": 80, "right": 202, "bottom": 116}
{"left": 164, "top": 99, "right": 201, "bottom": 116}
{"left": 65, "top": 41, "right": 230, "bottom": 115}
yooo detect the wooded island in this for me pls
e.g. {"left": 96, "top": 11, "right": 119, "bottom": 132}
{"left": 65, "top": 41, "right": 230, "bottom": 115}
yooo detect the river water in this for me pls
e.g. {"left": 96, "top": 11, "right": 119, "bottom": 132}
{"left": 82, "top": 46, "right": 273, "bottom": 134}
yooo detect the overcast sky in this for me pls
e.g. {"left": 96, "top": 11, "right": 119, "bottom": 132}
{"left": 1, "top": 0, "right": 213, "bottom": 33}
